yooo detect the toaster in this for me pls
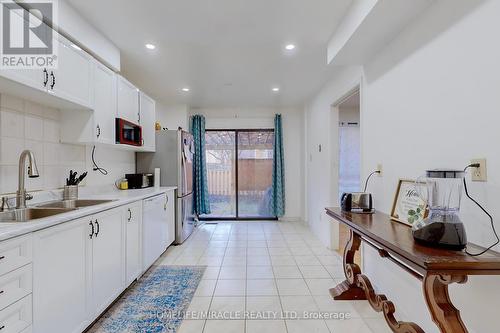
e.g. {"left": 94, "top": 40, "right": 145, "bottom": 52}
{"left": 341, "top": 192, "right": 373, "bottom": 213}
{"left": 125, "top": 173, "right": 154, "bottom": 189}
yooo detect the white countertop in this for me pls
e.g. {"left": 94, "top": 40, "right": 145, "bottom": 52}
{"left": 0, "top": 186, "right": 177, "bottom": 242}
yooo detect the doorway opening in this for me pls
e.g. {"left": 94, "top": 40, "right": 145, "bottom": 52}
{"left": 337, "top": 89, "right": 361, "bottom": 256}
{"left": 201, "top": 129, "right": 277, "bottom": 220}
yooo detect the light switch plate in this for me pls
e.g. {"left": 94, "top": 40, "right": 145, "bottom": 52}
{"left": 471, "top": 158, "right": 487, "bottom": 181}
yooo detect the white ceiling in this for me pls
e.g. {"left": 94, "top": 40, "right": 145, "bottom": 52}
{"left": 67, "top": 0, "right": 352, "bottom": 108}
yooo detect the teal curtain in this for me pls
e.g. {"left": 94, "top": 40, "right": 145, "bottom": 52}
{"left": 190, "top": 115, "right": 211, "bottom": 215}
{"left": 271, "top": 114, "right": 285, "bottom": 217}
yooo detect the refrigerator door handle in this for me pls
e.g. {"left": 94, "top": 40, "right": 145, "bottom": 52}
{"left": 178, "top": 191, "right": 193, "bottom": 199}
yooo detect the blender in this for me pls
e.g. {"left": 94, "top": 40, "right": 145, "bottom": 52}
{"left": 412, "top": 169, "right": 467, "bottom": 250}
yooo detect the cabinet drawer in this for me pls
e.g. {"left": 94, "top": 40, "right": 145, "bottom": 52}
{"left": 0, "top": 265, "right": 32, "bottom": 311}
{"left": 0, "top": 236, "right": 32, "bottom": 277}
{"left": 0, "top": 295, "right": 32, "bottom": 333}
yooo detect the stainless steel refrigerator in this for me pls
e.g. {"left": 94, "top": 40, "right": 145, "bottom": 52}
{"left": 136, "top": 130, "right": 196, "bottom": 244}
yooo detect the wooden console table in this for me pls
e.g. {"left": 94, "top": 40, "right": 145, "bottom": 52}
{"left": 325, "top": 207, "right": 500, "bottom": 333}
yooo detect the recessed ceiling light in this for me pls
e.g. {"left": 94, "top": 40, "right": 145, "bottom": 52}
{"left": 181, "top": 87, "right": 190, "bottom": 92}
{"left": 145, "top": 43, "right": 156, "bottom": 50}
{"left": 272, "top": 87, "right": 280, "bottom": 92}
{"left": 285, "top": 44, "right": 296, "bottom": 50}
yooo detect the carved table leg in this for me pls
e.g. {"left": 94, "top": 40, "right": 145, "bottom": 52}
{"left": 330, "top": 230, "right": 366, "bottom": 300}
{"left": 423, "top": 274, "right": 469, "bottom": 333}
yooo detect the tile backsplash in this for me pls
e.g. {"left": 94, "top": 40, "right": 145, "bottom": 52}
{"left": 0, "top": 94, "right": 135, "bottom": 195}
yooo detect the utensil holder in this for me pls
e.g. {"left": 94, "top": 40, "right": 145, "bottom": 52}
{"left": 63, "top": 185, "right": 78, "bottom": 200}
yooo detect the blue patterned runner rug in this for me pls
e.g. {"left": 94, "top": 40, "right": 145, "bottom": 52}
{"left": 88, "top": 265, "right": 206, "bottom": 333}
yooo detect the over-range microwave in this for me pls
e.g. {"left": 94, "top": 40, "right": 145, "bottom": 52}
{"left": 116, "top": 118, "right": 142, "bottom": 146}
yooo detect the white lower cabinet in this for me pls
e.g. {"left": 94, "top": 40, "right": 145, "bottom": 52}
{"left": 125, "top": 202, "right": 142, "bottom": 285}
{"left": 29, "top": 193, "right": 173, "bottom": 333}
{"left": 165, "top": 191, "right": 175, "bottom": 246}
{"left": 0, "top": 235, "right": 32, "bottom": 277}
{"left": 0, "top": 265, "right": 32, "bottom": 312}
{"left": 32, "top": 207, "right": 125, "bottom": 333}
{"left": 0, "top": 295, "right": 32, "bottom": 333}
{"left": 142, "top": 191, "right": 176, "bottom": 273}
{"left": 90, "top": 209, "right": 125, "bottom": 317}
{"left": 32, "top": 218, "right": 89, "bottom": 333}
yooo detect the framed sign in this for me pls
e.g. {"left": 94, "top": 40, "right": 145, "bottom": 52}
{"left": 390, "top": 179, "right": 428, "bottom": 226}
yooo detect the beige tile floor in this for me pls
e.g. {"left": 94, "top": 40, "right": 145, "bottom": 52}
{"left": 156, "top": 221, "right": 391, "bottom": 333}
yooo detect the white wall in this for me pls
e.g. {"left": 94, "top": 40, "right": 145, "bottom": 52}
{"left": 304, "top": 66, "right": 363, "bottom": 247}
{"left": 305, "top": 1, "right": 500, "bottom": 331}
{"left": 338, "top": 106, "right": 360, "bottom": 124}
{"left": 156, "top": 103, "right": 189, "bottom": 131}
{"left": 192, "top": 107, "right": 304, "bottom": 221}
{"left": 0, "top": 94, "right": 134, "bottom": 195}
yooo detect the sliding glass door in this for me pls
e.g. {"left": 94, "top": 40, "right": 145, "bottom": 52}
{"left": 203, "top": 129, "right": 276, "bottom": 220}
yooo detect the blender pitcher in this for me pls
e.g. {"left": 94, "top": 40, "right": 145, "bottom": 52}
{"left": 412, "top": 169, "right": 467, "bottom": 250}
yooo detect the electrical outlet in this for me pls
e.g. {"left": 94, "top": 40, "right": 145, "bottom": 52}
{"left": 377, "top": 164, "right": 383, "bottom": 176}
{"left": 471, "top": 158, "right": 487, "bottom": 181}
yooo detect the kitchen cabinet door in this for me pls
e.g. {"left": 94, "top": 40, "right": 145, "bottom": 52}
{"left": 165, "top": 191, "right": 175, "bottom": 246}
{"left": 49, "top": 35, "right": 93, "bottom": 108}
{"left": 142, "top": 195, "right": 168, "bottom": 272}
{"left": 93, "top": 61, "right": 116, "bottom": 144}
{"left": 0, "top": 68, "right": 46, "bottom": 93}
{"left": 117, "top": 75, "right": 139, "bottom": 124}
{"left": 139, "top": 92, "right": 156, "bottom": 151}
{"left": 91, "top": 208, "right": 125, "bottom": 316}
{"left": 0, "top": 9, "right": 48, "bottom": 93}
{"left": 32, "top": 218, "right": 90, "bottom": 333}
{"left": 125, "top": 202, "right": 142, "bottom": 285}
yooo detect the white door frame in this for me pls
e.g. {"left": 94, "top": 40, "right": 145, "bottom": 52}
{"left": 328, "top": 80, "right": 363, "bottom": 250}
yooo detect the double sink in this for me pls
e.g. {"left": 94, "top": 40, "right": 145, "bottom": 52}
{"left": 0, "top": 199, "right": 114, "bottom": 223}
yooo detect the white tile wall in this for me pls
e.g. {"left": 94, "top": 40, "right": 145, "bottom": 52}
{"left": 0, "top": 94, "right": 135, "bottom": 195}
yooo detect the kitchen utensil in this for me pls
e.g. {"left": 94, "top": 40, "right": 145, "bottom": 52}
{"left": 75, "top": 172, "right": 88, "bottom": 185}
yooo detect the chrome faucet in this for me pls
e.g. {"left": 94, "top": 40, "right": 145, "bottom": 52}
{"left": 16, "top": 150, "right": 39, "bottom": 209}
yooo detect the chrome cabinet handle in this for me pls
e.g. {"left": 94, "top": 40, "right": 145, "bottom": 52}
{"left": 127, "top": 208, "right": 132, "bottom": 222}
{"left": 50, "top": 71, "right": 55, "bottom": 89}
{"left": 96, "top": 124, "right": 101, "bottom": 138}
{"left": 89, "top": 221, "right": 94, "bottom": 239}
{"left": 94, "top": 220, "right": 100, "bottom": 237}
{"left": 43, "top": 68, "right": 48, "bottom": 86}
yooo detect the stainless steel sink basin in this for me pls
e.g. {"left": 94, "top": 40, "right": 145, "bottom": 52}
{"left": 0, "top": 207, "right": 76, "bottom": 223}
{"left": 36, "top": 199, "right": 114, "bottom": 209}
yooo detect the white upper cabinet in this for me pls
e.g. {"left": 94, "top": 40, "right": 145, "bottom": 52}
{"left": 48, "top": 35, "right": 93, "bottom": 109}
{"left": 93, "top": 61, "right": 116, "bottom": 145}
{"left": 0, "top": 67, "right": 46, "bottom": 94}
{"left": 0, "top": 8, "right": 47, "bottom": 93}
{"left": 139, "top": 92, "right": 156, "bottom": 151}
{"left": 117, "top": 76, "right": 140, "bottom": 124}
